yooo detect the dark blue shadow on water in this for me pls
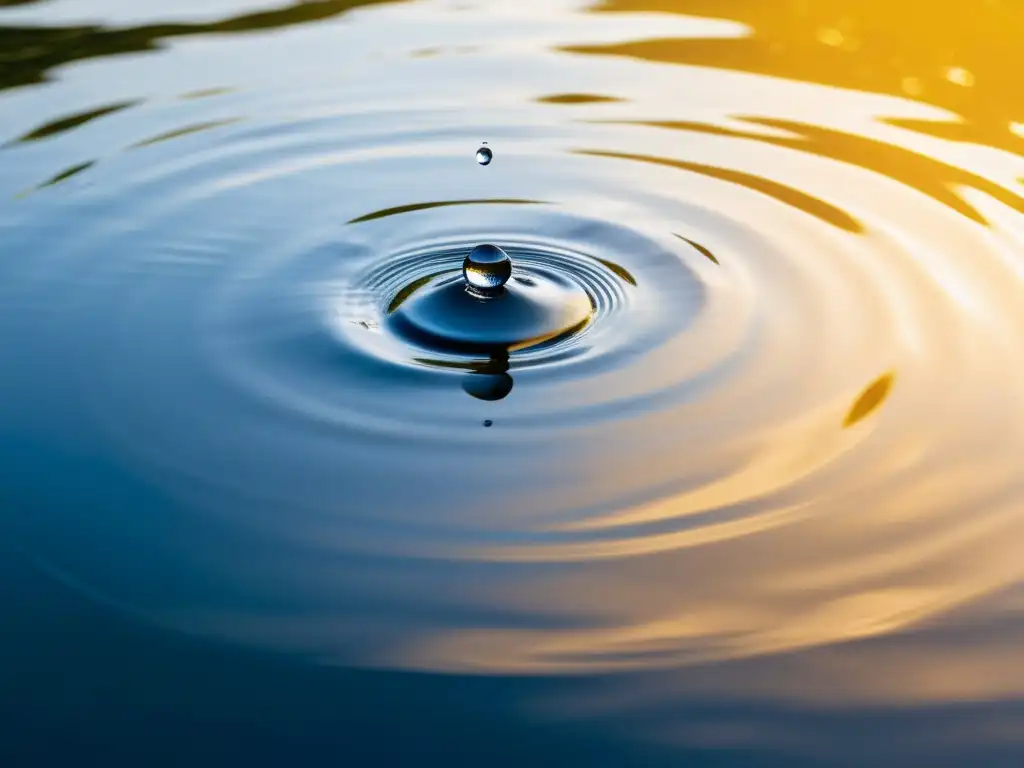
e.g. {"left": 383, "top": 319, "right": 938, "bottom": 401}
{"left": 0, "top": 552, "right": 697, "bottom": 768}
{"left": 1, "top": 436, "right": 1023, "bottom": 767}
{"left": 3, "top": 546, "right": 1023, "bottom": 767}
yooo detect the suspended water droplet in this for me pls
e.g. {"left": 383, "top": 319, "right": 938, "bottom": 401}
{"left": 476, "top": 146, "right": 493, "bottom": 165}
{"left": 463, "top": 244, "right": 512, "bottom": 293}
{"left": 483, "top": 420, "right": 494, "bottom": 428}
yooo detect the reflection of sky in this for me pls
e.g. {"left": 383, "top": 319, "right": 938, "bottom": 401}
{"left": 0, "top": 1, "right": 745, "bottom": 196}
{"left": 6, "top": 0, "right": 1021, "bottom": 195}
{"left": 8, "top": 0, "right": 1011, "bottom": 199}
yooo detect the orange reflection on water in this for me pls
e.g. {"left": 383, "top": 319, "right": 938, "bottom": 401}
{"left": 586, "top": 0, "right": 1024, "bottom": 150}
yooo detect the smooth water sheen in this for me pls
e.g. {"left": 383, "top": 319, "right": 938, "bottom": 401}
{"left": 1, "top": 1, "right": 1023, "bottom": 766}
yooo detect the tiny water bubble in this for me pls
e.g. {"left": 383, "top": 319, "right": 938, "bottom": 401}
{"left": 476, "top": 146, "right": 493, "bottom": 166}
{"left": 483, "top": 420, "right": 493, "bottom": 428}
{"left": 463, "top": 244, "right": 512, "bottom": 293}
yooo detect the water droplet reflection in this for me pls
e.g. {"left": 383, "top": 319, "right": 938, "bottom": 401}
{"left": 463, "top": 244, "right": 512, "bottom": 294}
{"left": 462, "top": 351, "right": 514, "bottom": 401}
{"left": 476, "top": 146, "right": 492, "bottom": 165}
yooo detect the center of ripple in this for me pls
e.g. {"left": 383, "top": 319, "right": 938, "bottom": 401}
{"left": 389, "top": 245, "right": 594, "bottom": 355}
{"left": 331, "top": 226, "right": 657, "bottom": 382}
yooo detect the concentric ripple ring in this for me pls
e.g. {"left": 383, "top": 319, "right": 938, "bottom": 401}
{"left": 1, "top": 9, "right": 1023, "bottom": 686}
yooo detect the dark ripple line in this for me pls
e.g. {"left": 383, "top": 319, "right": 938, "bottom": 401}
{"left": 594, "top": 257, "right": 638, "bottom": 285}
{"left": 8, "top": 100, "right": 139, "bottom": 145}
{"left": 131, "top": 118, "right": 242, "bottom": 149}
{"left": 347, "top": 198, "right": 548, "bottom": 224}
{"left": 29, "top": 161, "right": 94, "bottom": 192}
{"left": 595, "top": 118, "right": 1024, "bottom": 225}
{"left": 675, "top": 235, "right": 720, "bottom": 265}
{"left": 0, "top": 0, "right": 409, "bottom": 92}
{"left": 537, "top": 93, "right": 624, "bottom": 105}
{"left": 575, "top": 149, "right": 864, "bottom": 233}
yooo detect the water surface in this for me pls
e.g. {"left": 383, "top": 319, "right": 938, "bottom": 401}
{"left": 2, "top": 1, "right": 1024, "bottom": 765}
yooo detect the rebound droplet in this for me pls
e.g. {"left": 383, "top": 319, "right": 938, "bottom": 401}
{"left": 463, "top": 244, "right": 512, "bottom": 294}
{"left": 476, "top": 146, "right": 493, "bottom": 166}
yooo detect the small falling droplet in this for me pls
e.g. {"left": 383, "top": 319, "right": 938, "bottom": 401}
{"left": 483, "top": 420, "right": 494, "bottom": 428}
{"left": 476, "top": 146, "right": 493, "bottom": 166}
{"left": 463, "top": 244, "right": 512, "bottom": 293}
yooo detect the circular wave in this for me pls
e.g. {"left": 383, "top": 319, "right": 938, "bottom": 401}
{"left": 2, "top": 45, "right": 1024, "bottom": 677}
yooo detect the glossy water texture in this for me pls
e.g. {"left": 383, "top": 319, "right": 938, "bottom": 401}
{"left": 2, "top": 1, "right": 1024, "bottom": 766}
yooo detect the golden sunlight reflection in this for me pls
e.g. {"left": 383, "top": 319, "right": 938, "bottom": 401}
{"left": 365, "top": 0, "right": 1024, "bottom": 680}
{"left": 588, "top": 0, "right": 1023, "bottom": 135}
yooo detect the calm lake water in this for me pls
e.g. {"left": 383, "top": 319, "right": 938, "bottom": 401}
{"left": 2, "top": 1, "right": 1024, "bottom": 765}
